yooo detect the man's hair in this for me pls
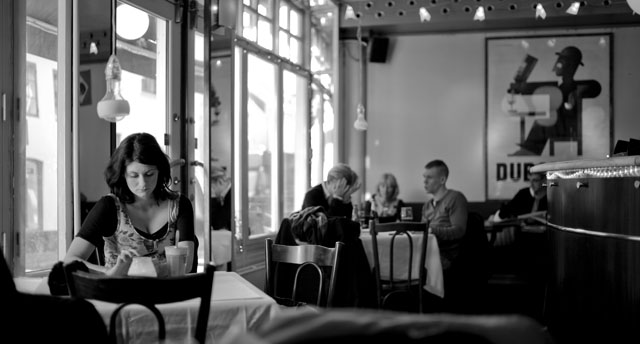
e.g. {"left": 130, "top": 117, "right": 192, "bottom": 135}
{"left": 326, "top": 163, "right": 358, "bottom": 186}
{"left": 425, "top": 159, "right": 449, "bottom": 179}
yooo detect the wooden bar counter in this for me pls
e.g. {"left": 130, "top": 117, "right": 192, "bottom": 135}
{"left": 531, "top": 156, "right": 640, "bottom": 343}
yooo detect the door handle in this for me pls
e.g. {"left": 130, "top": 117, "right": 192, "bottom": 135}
{"left": 190, "top": 160, "right": 205, "bottom": 168}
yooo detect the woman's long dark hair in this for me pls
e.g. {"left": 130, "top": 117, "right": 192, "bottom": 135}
{"left": 104, "top": 132, "right": 176, "bottom": 203}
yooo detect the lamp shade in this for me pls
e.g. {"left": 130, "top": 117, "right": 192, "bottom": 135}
{"left": 353, "top": 104, "right": 368, "bottom": 131}
{"left": 116, "top": 4, "right": 149, "bottom": 40}
{"left": 97, "top": 54, "right": 130, "bottom": 122}
{"left": 628, "top": 0, "right": 640, "bottom": 13}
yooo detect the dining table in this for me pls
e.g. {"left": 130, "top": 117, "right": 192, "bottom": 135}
{"left": 14, "top": 271, "right": 280, "bottom": 344}
{"left": 360, "top": 230, "right": 444, "bottom": 298}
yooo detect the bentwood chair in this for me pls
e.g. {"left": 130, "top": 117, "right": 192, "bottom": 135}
{"left": 369, "top": 220, "right": 430, "bottom": 313}
{"left": 63, "top": 262, "right": 216, "bottom": 343}
{"left": 265, "top": 238, "right": 344, "bottom": 307}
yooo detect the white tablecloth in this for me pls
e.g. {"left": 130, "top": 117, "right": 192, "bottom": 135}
{"left": 15, "top": 272, "right": 280, "bottom": 343}
{"left": 91, "top": 271, "right": 279, "bottom": 343}
{"left": 360, "top": 232, "right": 444, "bottom": 298}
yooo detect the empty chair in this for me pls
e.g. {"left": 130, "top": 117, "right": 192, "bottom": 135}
{"left": 63, "top": 262, "right": 216, "bottom": 343}
{"left": 368, "top": 220, "right": 429, "bottom": 313}
{"left": 265, "top": 238, "right": 344, "bottom": 307}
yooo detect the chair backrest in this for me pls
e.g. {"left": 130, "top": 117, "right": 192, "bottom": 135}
{"left": 460, "top": 211, "right": 491, "bottom": 281}
{"left": 368, "top": 220, "right": 429, "bottom": 312}
{"left": 265, "top": 238, "right": 343, "bottom": 307}
{"left": 63, "top": 262, "right": 216, "bottom": 343}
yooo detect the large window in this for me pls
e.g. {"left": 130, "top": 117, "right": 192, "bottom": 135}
{"left": 282, "top": 70, "right": 308, "bottom": 217}
{"left": 22, "top": 0, "right": 62, "bottom": 272}
{"left": 278, "top": 3, "right": 302, "bottom": 63}
{"left": 241, "top": 0, "right": 274, "bottom": 50}
{"left": 246, "top": 53, "right": 277, "bottom": 236}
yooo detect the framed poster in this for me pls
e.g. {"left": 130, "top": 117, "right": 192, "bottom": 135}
{"left": 485, "top": 34, "right": 611, "bottom": 200}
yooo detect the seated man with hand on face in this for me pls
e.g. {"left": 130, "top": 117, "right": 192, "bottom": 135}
{"left": 302, "top": 163, "right": 361, "bottom": 218}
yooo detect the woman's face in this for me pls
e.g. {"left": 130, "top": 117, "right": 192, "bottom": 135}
{"left": 125, "top": 161, "right": 159, "bottom": 200}
{"left": 379, "top": 183, "right": 393, "bottom": 199}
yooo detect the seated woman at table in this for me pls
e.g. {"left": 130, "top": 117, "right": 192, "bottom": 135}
{"left": 63, "top": 132, "right": 197, "bottom": 277}
{"left": 366, "top": 173, "right": 404, "bottom": 223}
{"left": 301, "top": 163, "right": 360, "bottom": 218}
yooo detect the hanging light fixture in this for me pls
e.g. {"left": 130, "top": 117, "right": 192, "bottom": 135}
{"left": 535, "top": 3, "right": 547, "bottom": 19}
{"left": 97, "top": 0, "right": 131, "bottom": 122}
{"left": 353, "top": 21, "right": 368, "bottom": 131}
{"left": 473, "top": 6, "right": 486, "bottom": 21}
{"left": 419, "top": 7, "right": 431, "bottom": 22}
{"left": 566, "top": 2, "right": 581, "bottom": 14}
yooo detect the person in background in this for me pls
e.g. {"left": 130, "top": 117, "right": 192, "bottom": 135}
{"left": 421, "top": 159, "right": 468, "bottom": 310}
{"left": 487, "top": 172, "right": 547, "bottom": 246}
{"left": 494, "top": 172, "right": 547, "bottom": 221}
{"left": 210, "top": 164, "right": 232, "bottom": 231}
{"left": 367, "top": 173, "right": 405, "bottom": 223}
{"left": 64, "top": 132, "right": 197, "bottom": 276}
{"left": 302, "top": 163, "right": 361, "bottom": 218}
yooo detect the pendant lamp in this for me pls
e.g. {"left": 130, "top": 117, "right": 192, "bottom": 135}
{"left": 97, "top": 0, "right": 130, "bottom": 122}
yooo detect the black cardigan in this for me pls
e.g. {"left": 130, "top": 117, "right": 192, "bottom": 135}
{"left": 302, "top": 184, "right": 354, "bottom": 219}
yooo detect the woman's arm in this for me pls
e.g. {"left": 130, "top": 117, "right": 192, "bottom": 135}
{"left": 64, "top": 237, "right": 106, "bottom": 273}
{"left": 64, "top": 196, "right": 118, "bottom": 273}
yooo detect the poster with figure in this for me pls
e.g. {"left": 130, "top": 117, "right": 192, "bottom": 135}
{"left": 486, "top": 34, "right": 611, "bottom": 200}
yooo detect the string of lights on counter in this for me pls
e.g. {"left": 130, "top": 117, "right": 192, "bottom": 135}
{"left": 344, "top": 0, "right": 639, "bottom": 22}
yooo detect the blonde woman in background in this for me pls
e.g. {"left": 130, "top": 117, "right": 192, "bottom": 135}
{"left": 367, "top": 173, "right": 404, "bottom": 223}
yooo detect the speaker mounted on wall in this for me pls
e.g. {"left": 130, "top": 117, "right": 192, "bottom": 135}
{"left": 368, "top": 37, "right": 390, "bottom": 63}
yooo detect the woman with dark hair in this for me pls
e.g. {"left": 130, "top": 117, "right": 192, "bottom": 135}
{"left": 64, "top": 133, "right": 197, "bottom": 276}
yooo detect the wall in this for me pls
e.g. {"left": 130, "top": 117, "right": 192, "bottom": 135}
{"left": 351, "top": 26, "right": 640, "bottom": 203}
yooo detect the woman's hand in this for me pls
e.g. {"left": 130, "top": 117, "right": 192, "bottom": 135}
{"left": 106, "top": 249, "right": 136, "bottom": 276}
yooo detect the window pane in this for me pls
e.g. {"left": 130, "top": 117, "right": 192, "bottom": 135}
{"left": 282, "top": 71, "right": 308, "bottom": 217}
{"left": 24, "top": 0, "right": 59, "bottom": 272}
{"left": 311, "top": 5, "right": 335, "bottom": 92}
{"left": 242, "top": 10, "right": 257, "bottom": 42}
{"left": 290, "top": 9, "right": 301, "bottom": 36}
{"left": 290, "top": 37, "right": 300, "bottom": 64}
{"left": 279, "top": 3, "right": 288, "bottom": 30}
{"left": 257, "top": 0, "right": 272, "bottom": 17}
{"left": 193, "top": 31, "right": 206, "bottom": 268}
{"left": 115, "top": 6, "right": 167, "bottom": 149}
{"left": 257, "top": 19, "right": 272, "bottom": 50}
{"left": 247, "top": 54, "right": 276, "bottom": 237}
{"left": 310, "top": 87, "right": 323, "bottom": 186}
{"left": 278, "top": 31, "right": 289, "bottom": 60}
{"left": 323, "top": 95, "right": 335, "bottom": 175}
